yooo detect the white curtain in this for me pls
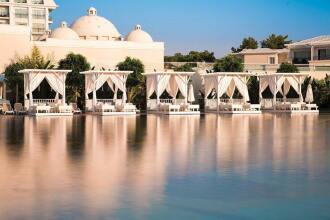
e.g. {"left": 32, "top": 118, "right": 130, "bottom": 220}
{"left": 109, "top": 75, "right": 127, "bottom": 102}
{"left": 233, "top": 76, "right": 250, "bottom": 102}
{"left": 45, "top": 73, "right": 65, "bottom": 95}
{"left": 286, "top": 77, "right": 299, "bottom": 94}
{"left": 218, "top": 76, "right": 233, "bottom": 98}
{"left": 283, "top": 79, "right": 291, "bottom": 97}
{"left": 166, "top": 76, "right": 179, "bottom": 98}
{"left": 24, "top": 73, "right": 46, "bottom": 95}
{"left": 226, "top": 79, "right": 235, "bottom": 98}
{"left": 156, "top": 75, "right": 171, "bottom": 97}
{"left": 95, "top": 74, "right": 110, "bottom": 92}
{"left": 85, "top": 75, "right": 94, "bottom": 99}
{"left": 146, "top": 75, "right": 157, "bottom": 98}
{"left": 204, "top": 76, "right": 217, "bottom": 97}
{"left": 175, "top": 75, "right": 188, "bottom": 98}
{"left": 259, "top": 78, "right": 269, "bottom": 99}
{"left": 107, "top": 79, "right": 115, "bottom": 92}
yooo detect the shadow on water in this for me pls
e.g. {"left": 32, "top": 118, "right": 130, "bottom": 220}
{"left": 66, "top": 116, "right": 86, "bottom": 161}
{"left": 127, "top": 115, "right": 147, "bottom": 154}
{"left": 4, "top": 116, "right": 25, "bottom": 157}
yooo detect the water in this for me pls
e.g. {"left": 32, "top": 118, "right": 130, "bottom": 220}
{"left": 0, "top": 114, "right": 330, "bottom": 220}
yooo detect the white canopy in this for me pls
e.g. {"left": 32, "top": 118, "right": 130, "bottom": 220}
{"left": 258, "top": 73, "right": 308, "bottom": 102}
{"left": 19, "top": 69, "right": 72, "bottom": 106}
{"left": 143, "top": 71, "right": 195, "bottom": 104}
{"left": 201, "top": 72, "right": 252, "bottom": 102}
{"left": 81, "top": 70, "right": 133, "bottom": 109}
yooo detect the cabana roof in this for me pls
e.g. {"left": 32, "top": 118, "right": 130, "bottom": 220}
{"left": 81, "top": 70, "right": 133, "bottom": 75}
{"left": 19, "top": 69, "right": 72, "bottom": 74}
{"left": 143, "top": 71, "right": 195, "bottom": 76}
{"left": 201, "top": 72, "right": 255, "bottom": 77}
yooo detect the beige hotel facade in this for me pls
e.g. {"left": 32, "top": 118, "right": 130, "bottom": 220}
{"left": 0, "top": 0, "right": 164, "bottom": 73}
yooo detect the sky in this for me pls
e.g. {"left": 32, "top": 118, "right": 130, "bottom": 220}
{"left": 52, "top": 0, "right": 330, "bottom": 58}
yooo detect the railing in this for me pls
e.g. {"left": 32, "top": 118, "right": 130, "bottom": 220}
{"left": 205, "top": 99, "right": 217, "bottom": 110}
{"left": 33, "top": 99, "right": 57, "bottom": 105}
{"left": 97, "top": 99, "right": 115, "bottom": 105}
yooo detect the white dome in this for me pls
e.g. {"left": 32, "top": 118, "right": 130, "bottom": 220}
{"left": 50, "top": 21, "right": 79, "bottom": 40}
{"left": 71, "top": 7, "right": 121, "bottom": 41}
{"left": 125, "top": 25, "right": 153, "bottom": 43}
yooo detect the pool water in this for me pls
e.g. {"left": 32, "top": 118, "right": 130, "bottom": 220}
{"left": 0, "top": 114, "right": 329, "bottom": 220}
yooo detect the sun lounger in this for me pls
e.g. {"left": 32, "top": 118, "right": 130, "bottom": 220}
{"left": 305, "top": 103, "right": 318, "bottom": 110}
{"left": 70, "top": 103, "right": 82, "bottom": 114}
{"left": 14, "top": 103, "right": 27, "bottom": 115}
{"left": 2, "top": 103, "right": 14, "bottom": 115}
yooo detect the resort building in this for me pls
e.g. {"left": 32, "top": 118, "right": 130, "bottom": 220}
{"left": 236, "top": 48, "right": 289, "bottom": 72}
{"left": 0, "top": 0, "right": 57, "bottom": 40}
{"left": 0, "top": 2, "right": 164, "bottom": 74}
{"left": 286, "top": 35, "right": 330, "bottom": 79}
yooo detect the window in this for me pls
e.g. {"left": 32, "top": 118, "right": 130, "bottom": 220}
{"left": 318, "top": 49, "right": 330, "bottom": 60}
{"left": 32, "top": 9, "right": 45, "bottom": 19}
{"left": 269, "top": 57, "right": 276, "bottom": 64}
{"left": 0, "top": 7, "right": 9, "bottom": 17}
{"left": 14, "top": 0, "right": 27, "bottom": 3}
{"left": 293, "top": 50, "right": 311, "bottom": 64}
{"left": 32, "top": 23, "right": 45, "bottom": 33}
{"left": 32, "top": 0, "right": 44, "bottom": 4}
{"left": 15, "top": 7, "right": 28, "bottom": 18}
{"left": 0, "top": 0, "right": 10, "bottom": 3}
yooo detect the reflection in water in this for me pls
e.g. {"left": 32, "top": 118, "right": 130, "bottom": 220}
{"left": 0, "top": 114, "right": 329, "bottom": 219}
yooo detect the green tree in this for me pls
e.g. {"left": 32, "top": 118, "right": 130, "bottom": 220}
{"left": 58, "top": 53, "right": 90, "bottom": 107}
{"left": 117, "top": 57, "right": 146, "bottom": 109}
{"left": 277, "top": 62, "right": 299, "bottom": 73}
{"left": 261, "top": 34, "right": 292, "bottom": 49}
{"left": 4, "top": 46, "right": 54, "bottom": 103}
{"left": 174, "top": 63, "right": 194, "bottom": 72}
{"left": 165, "top": 50, "right": 216, "bottom": 62}
{"left": 213, "top": 54, "right": 244, "bottom": 72}
{"left": 231, "top": 37, "right": 258, "bottom": 53}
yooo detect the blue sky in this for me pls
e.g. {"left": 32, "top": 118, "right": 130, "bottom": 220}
{"left": 52, "top": 0, "right": 330, "bottom": 57}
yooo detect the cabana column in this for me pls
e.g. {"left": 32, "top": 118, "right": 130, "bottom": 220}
{"left": 62, "top": 74, "right": 66, "bottom": 105}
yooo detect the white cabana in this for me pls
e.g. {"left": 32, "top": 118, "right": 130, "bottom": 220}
{"left": 258, "top": 72, "right": 318, "bottom": 113}
{"left": 81, "top": 70, "right": 137, "bottom": 115}
{"left": 201, "top": 72, "right": 260, "bottom": 114}
{"left": 19, "top": 69, "right": 72, "bottom": 114}
{"left": 258, "top": 72, "right": 308, "bottom": 109}
{"left": 143, "top": 71, "right": 200, "bottom": 115}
